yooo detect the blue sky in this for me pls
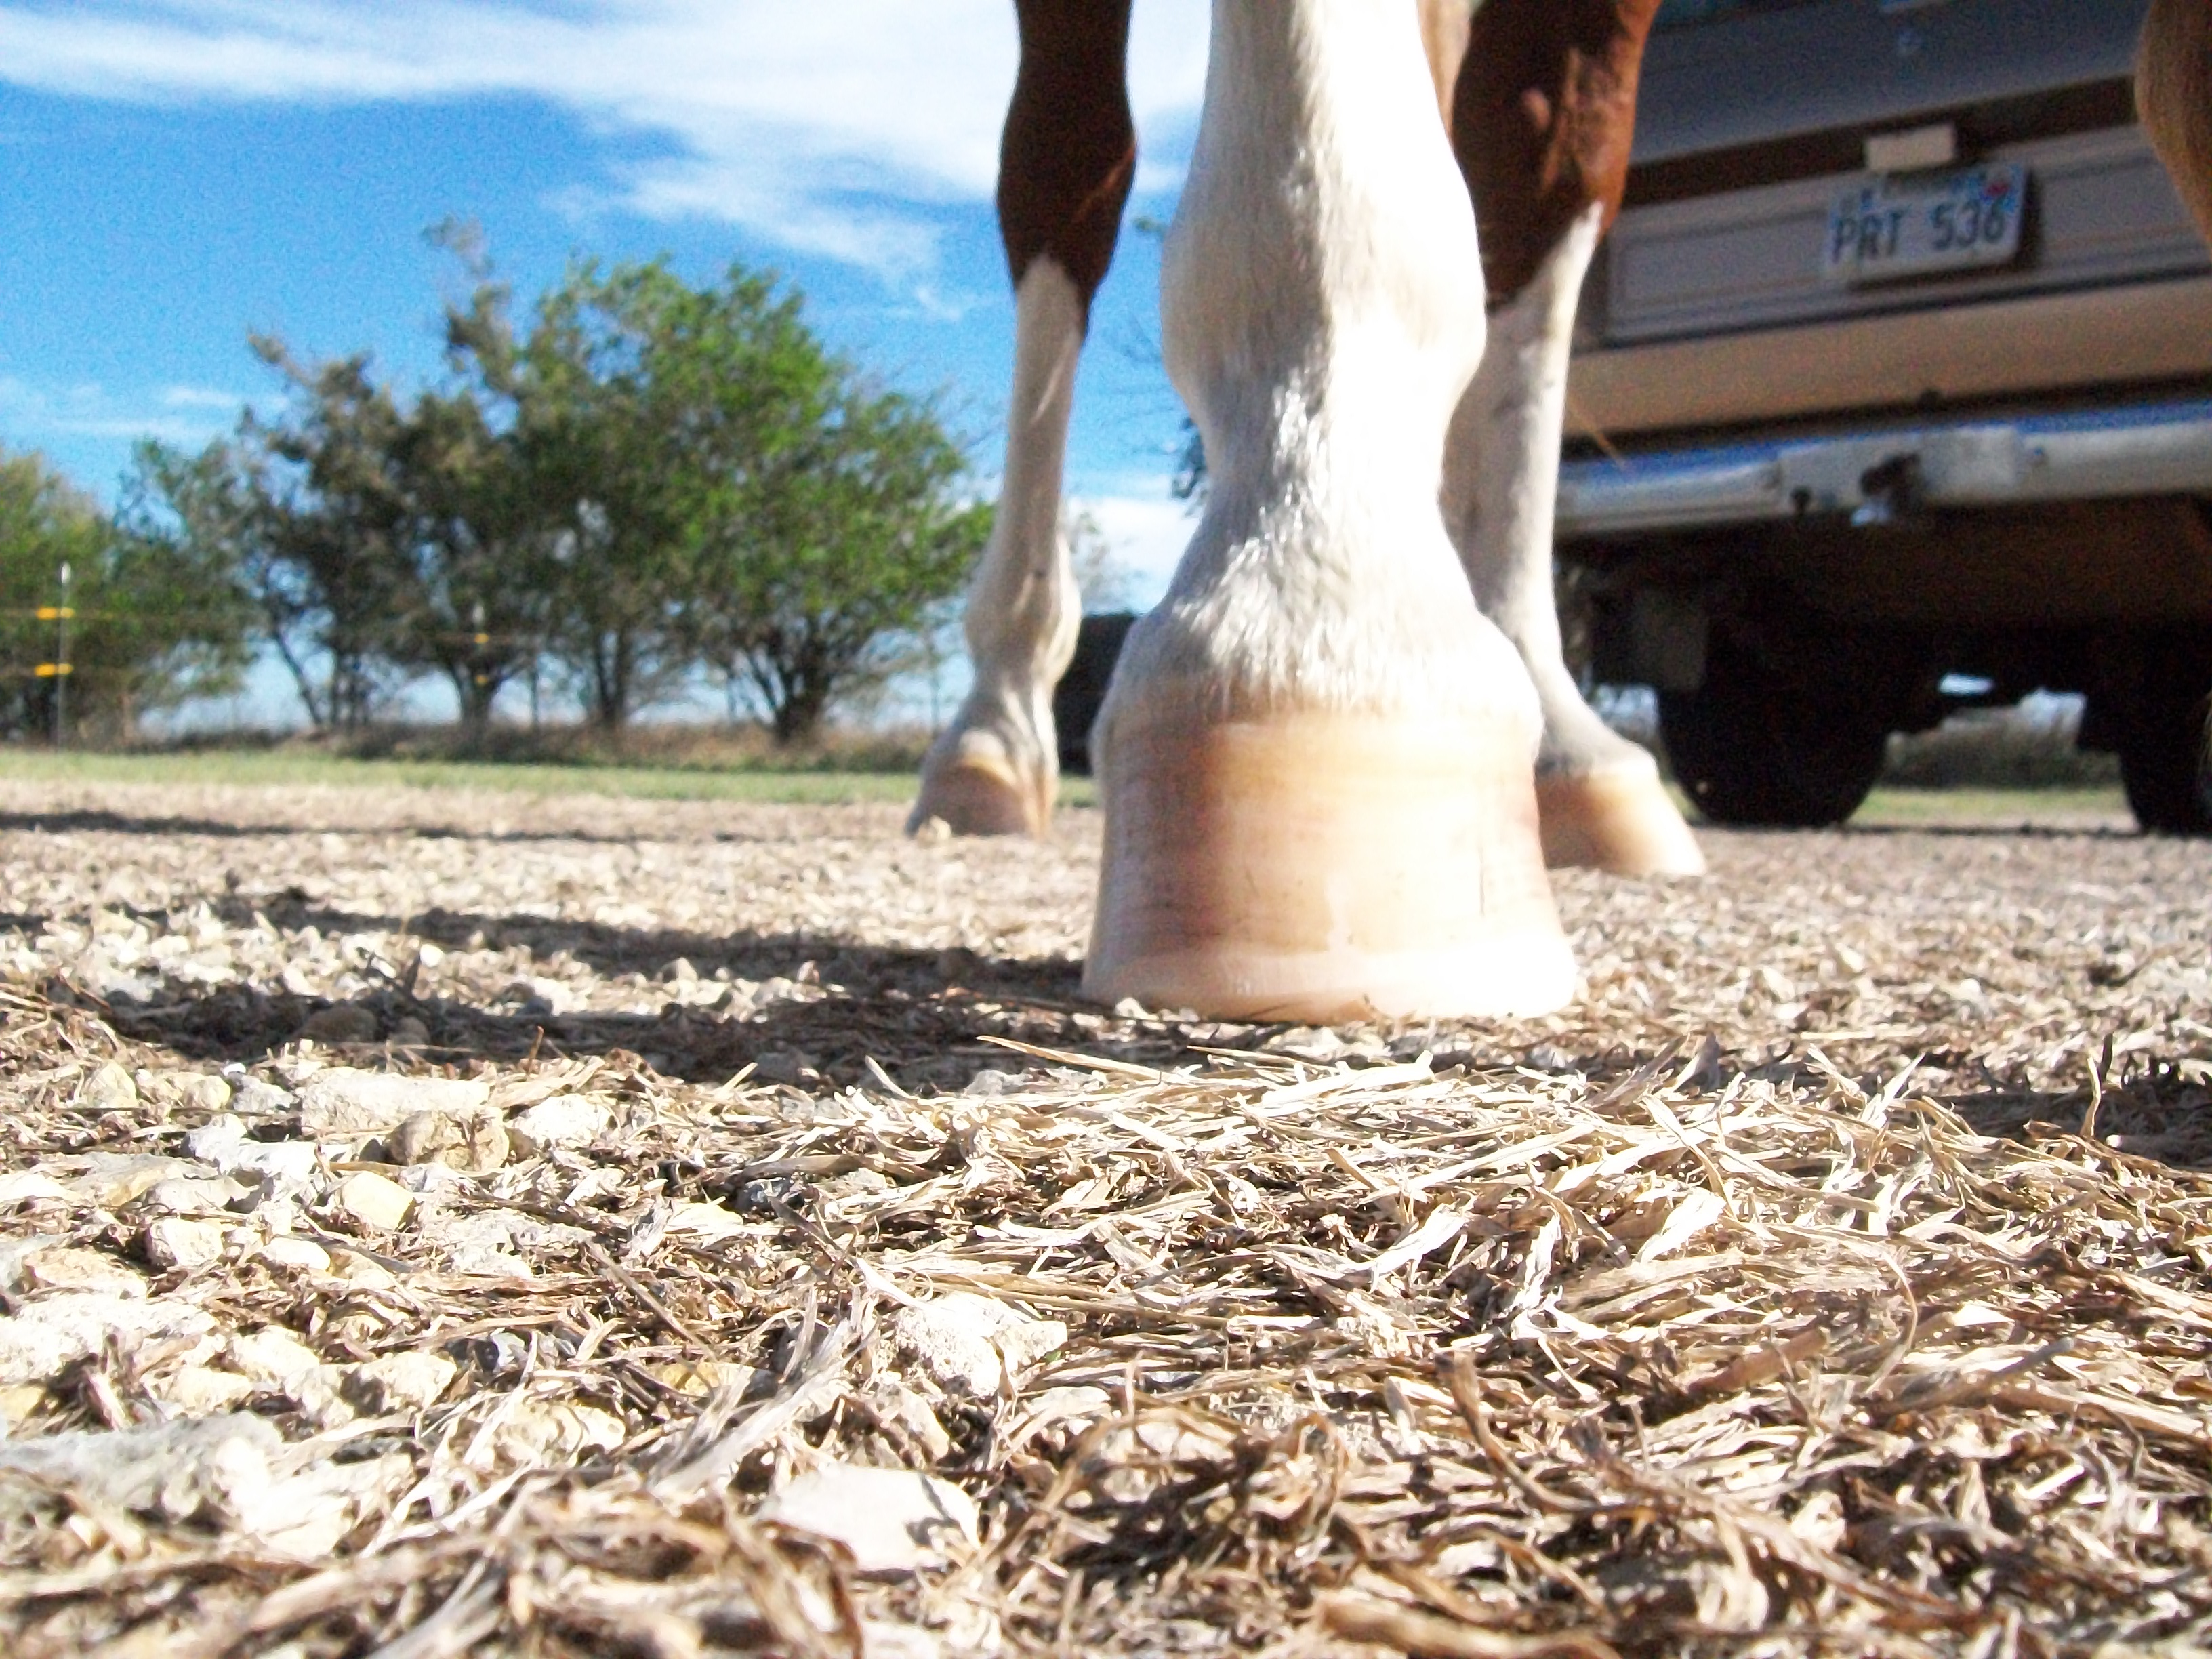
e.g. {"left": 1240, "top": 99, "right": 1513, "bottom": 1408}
{"left": 0, "top": 0, "right": 1213, "bottom": 654}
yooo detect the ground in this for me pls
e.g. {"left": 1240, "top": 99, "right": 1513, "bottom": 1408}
{"left": 0, "top": 766, "right": 2208, "bottom": 1657}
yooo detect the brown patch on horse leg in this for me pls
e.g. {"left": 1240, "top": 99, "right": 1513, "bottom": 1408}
{"left": 1451, "top": 0, "right": 1662, "bottom": 305}
{"left": 911, "top": 3, "right": 1135, "bottom": 839}
{"left": 2141, "top": 0, "right": 2212, "bottom": 247}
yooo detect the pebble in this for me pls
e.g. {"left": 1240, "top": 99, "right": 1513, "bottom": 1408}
{"left": 226, "top": 1327, "right": 325, "bottom": 1387}
{"left": 758, "top": 1461, "right": 978, "bottom": 1576}
{"left": 390, "top": 1109, "right": 509, "bottom": 1173}
{"left": 333, "top": 1172, "right": 415, "bottom": 1232}
{"left": 888, "top": 1292, "right": 1067, "bottom": 1399}
{"left": 153, "top": 1364, "right": 256, "bottom": 1416}
{"left": 63, "top": 1153, "right": 201, "bottom": 1208}
{"left": 297, "top": 1069, "right": 491, "bottom": 1137}
{"left": 144, "top": 1217, "right": 230, "bottom": 1269}
{"left": 177, "top": 1073, "right": 234, "bottom": 1113}
{"left": 344, "top": 1350, "right": 457, "bottom": 1415}
{"left": 77, "top": 1062, "right": 140, "bottom": 1113}
{"left": 20, "top": 1245, "right": 147, "bottom": 1297}
{"left": 507, "top": 1093, "right": 611, "bottom": 1154}
{"left": 259, "top": 1237, "right": 333, "bottom": 1274}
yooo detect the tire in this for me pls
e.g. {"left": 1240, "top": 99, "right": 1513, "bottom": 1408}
{"left": 2116, "top": 632, "right": 2212, "bottom": 835}
{"left": 1052, "top": 612, "right": 1137, "bottom": 775}
{"left": 1658, "top": 625, "right": 1897, "bottom": 828}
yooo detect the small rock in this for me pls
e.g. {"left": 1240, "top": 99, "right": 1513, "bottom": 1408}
{"left": 259, "top": 1237, "right": 332, "bottom": 1274}
{"left": 0, "top": 1384, "right": 45, "bottom": 1427}
{"left": 390, "top": 1109, "right": 509, "bottom": 1173}
{"left": 326, "top": 1247, "right": 399, "bottom": 1291}
{"left": 77, "top": 1062, "right": 139, "bottom": 1113}
{"left": 63, "top": 1153, "right": 201, "bottom": 1208}
{"left": 344, "top": 1350, "right": 457, "bottom": 1415}
{"left": 144, "top": 1217, "right": 230, "bottom": 1270}
{"left": 300, "top": 1003, "right": 380, "bottom": 1044}
{"left": 508, "top": 1093, "right": 611, "bottom": 1154}
{"left": 889, "top": 1293, "right": 1067, "bottom": 1399}
{"left": 863, "top": 1377, "right": 953, "bottom": 1460}
{"left": 758, "top": 1462, "right": 978, "bottom": 1576}
{"left": 228, "top": 1075, "right": 295, "bottom": 1118}
{"left": 153, "top": 1364, "right": 258, "bottom": 1416}
{"left": 0, "top": 1171, "right": 73, "bottom": 1208}
{"left": 963, "top": 1068, "right": 1021, "bottom": 1097}
{"left": 297, "top": 1069, "right": 491, "bottom": 1137}
{"left": 178, "top": 1073, "right": 234, "bottom": 1113}
{"left": 663, "top": 956, "right": 699, "bottom": 983}
{"left": 0, "top": 1292, "right": 216, "bottom": 1387}
{"left": 184, "top": 1115, "right": 251, "bottom": 1165}
{"left": 21, "top": 1245, "right": 147, "bottom": 1298}
{"left": 333, "top": 1172, "right": 414, "bottom": 1232}
{"left": 387, "top": 1015, "right": 431, "bottom": 1048}
{"left": 227, "top": 1328, "right": 325, "bottom": 1387}
{"left": 0, "top": 1236, "right": 66, "bottom": 1292}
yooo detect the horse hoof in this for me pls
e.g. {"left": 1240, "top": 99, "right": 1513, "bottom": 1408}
{"left": 1536, "top": 766, "right": 1706, "bottom": 876}
{"left": 909, "top": 749, "right": 1047, "bottom": 838}
{"left": 1084, "top": 705, "right": 1576, "bottom": 1021}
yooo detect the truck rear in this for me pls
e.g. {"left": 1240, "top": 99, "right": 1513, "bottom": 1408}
{"left": 1562, "top": 0, "right": 2212, "bottom": 831}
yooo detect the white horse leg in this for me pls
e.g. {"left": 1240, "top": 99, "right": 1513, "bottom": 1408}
{"left": 909, "top": 260, "right": 1084, "bottom": 837}
{"left": 1443, "top": 204, "right": 1705, "bottom": 876}
{"left": 1085, "top": 0, "right": 1574, "bottom": 1023}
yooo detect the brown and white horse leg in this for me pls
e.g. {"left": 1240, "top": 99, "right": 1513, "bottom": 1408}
{"left": 910, "top": 1, "right": 1134, "bottom": 838}
{"left": 1439, "top": 0, "right": 1700, "bottom": 876}
{"left": 1440, "top": 207, "right": 1705, "bottom": 876}
{"left": 1086, "top": 0, "right": 1574, "bottom": 1023}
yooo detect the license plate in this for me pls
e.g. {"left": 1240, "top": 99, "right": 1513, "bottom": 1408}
{"left": 1822, "top": 163, "right": 2026, "bottom": 285}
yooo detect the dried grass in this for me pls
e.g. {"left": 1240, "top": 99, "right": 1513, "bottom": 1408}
{"left": 0, "top": 779, "right": 2207, "bottom": 1657}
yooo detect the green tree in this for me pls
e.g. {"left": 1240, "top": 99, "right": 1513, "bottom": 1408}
{"left": 691, "top": 379, "right": 989, "bottom": 743}
{"left": 239, "top": 340, "right": 419, "bottom": 731}
{"left": 447, "top": 260, "right": 703, "bottom": 732}
{"left": 0, "top": 446, "right": 252, "bottom": 741}
{"left": 382, "top": 384, "right": 551, "bottom": 739}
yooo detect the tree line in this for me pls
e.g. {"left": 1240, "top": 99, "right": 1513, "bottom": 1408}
{"left": 0, "top": 239, "right": 989, "bottom": 745}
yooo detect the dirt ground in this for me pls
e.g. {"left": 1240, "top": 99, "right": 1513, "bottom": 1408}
{"left": 1, "top": 776, "right": 2209, "bottom": 1656}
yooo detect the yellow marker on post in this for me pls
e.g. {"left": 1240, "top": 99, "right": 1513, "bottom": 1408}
{"left": 35, "top": 664, "right": 73, "bottom": 678}
{"left": 34, "top": 607, "right": 75, "bottom": 621}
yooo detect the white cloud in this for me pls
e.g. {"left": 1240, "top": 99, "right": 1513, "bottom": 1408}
{"left": 0, "top": 374, "right": 245, "bottom": 448}
{"left": 0, "top": 0, "right": 1210, "bottom": 274}
{"left": 1071, "top": 486, "right": 1193, "bottom": 611}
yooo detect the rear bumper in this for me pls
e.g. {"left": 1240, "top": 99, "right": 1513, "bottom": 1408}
{"left": 1565, "top": 275, "right": 2212, "bottom": 441}
{"left": 1559, "top": 393, "right": 2212, "bottom": 539}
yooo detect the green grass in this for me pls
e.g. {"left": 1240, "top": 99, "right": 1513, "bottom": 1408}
{"left": 1851, "top": 785, "right": 2129, "bottom": 826}
{"left": 0, "top": 750, "right": 2125, "bottom": 824}
{"left": 0, "top": 747, "right": 928, "bottom": 806}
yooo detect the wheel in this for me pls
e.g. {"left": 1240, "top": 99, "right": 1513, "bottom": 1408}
{"left": 1052, "top": 612, "right": 1137, "bottom": 775}
{"left": 1658, "top": 623, "right": 1902, "bottom": 828}
{"left": 2116, "top": 632, "right": 2212, "bottom": 834}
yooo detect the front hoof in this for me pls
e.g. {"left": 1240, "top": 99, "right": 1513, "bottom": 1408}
{"left": 909, "top": 749, "right": 1047, "bottom": 838}
{"left": 1084, "top": 707, "right": 1576, "bottom": 1021}
{"left": 1536, "top": 765, "right": 1706, "bottom": 876}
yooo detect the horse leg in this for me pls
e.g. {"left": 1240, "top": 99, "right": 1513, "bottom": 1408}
{"left": 1085, "top": 0, "right": 1574, "bottom": 1023}
{"left": 910, "top": 0, "right": 1134, "bottom": 837}
{"left": 1441, "top": 0, "right": 1702, "bottom": 876}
